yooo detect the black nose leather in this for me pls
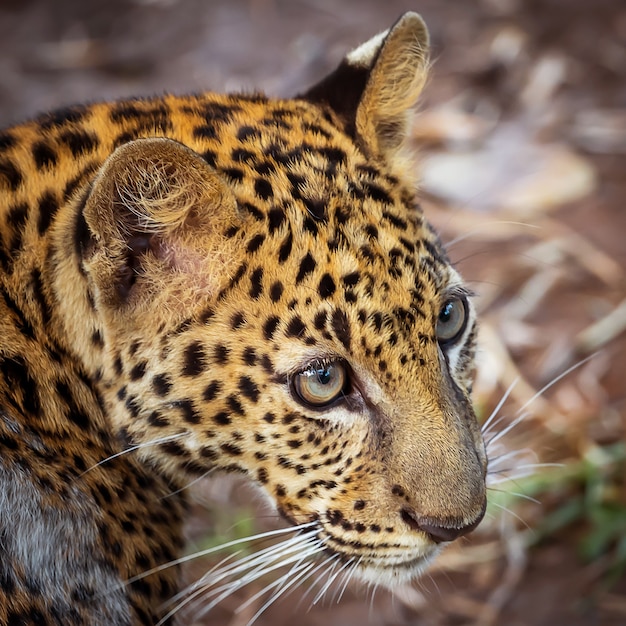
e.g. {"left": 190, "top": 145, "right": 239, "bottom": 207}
{"left": 400, "top": 502, "right": 486, "bottom": 544}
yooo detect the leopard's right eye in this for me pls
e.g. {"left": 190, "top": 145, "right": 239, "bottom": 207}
{"left": 292, "top": 360, "right": 349, "bottom": 408}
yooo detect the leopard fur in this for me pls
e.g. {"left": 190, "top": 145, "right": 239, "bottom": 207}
{"left": 0, "top": 13, "right": 486, "bottom": 625}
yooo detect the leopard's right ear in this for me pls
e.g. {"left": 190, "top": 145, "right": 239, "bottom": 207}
{"left": 79, "top": 138, "right": 240, "bottom": 305}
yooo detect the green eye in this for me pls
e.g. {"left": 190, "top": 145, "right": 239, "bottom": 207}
{"left": 436, "top": 298, "right": 468, "bottom": 345}
{"left": 292, "top": 361, "right": 348, "bottom": 408}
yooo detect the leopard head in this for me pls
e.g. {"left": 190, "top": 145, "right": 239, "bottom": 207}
{"left": 52, "top": 12, "right": 486, "bottom": 587}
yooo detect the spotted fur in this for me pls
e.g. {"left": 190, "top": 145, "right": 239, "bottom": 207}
{"left": 0, "top": 13, "right": 486, "bottom": 625}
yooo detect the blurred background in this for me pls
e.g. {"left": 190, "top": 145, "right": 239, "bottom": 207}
{"left": 1, "top": 0, "right": 624, "bottom": 624}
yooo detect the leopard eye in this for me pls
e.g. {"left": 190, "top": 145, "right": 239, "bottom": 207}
{"left": 436, "top": 298, "right": 468, "bottom": 345}
{"left": 292, "top": 361, "right": 348, "bottom": 408}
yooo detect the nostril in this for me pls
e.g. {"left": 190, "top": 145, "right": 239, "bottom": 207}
{"left": 400, "top": 504, "right": 486, "bottom": 544}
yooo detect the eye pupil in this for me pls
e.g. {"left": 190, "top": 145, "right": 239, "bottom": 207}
{"left": 439, "top": 302, "right": 453, "bottom": 323}
{"left": 317, "top": 368, "right": 331, "bottom": 385}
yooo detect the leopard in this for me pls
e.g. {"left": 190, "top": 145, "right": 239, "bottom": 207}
{"left": 0, "top": 12, "right": 487, "bottom": 626}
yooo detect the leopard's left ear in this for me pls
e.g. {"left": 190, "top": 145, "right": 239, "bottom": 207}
{"left": 302, "top": 12, "right": 429, "bottom": 160}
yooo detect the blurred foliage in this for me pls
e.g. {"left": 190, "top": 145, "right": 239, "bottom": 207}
{"left": 490, "top": 441, "right": 626, "bottom": 586}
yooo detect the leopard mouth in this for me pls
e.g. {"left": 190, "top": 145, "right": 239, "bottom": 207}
{"left": 317, "top": 526, "right": 441, "bottom": 588}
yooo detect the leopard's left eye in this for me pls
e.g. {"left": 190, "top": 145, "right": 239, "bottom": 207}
{"left": 292, "top": 361, "right": 348, "bottom": 408}
{"left": 436, "top": 297, "right": 468, "bottom": 345}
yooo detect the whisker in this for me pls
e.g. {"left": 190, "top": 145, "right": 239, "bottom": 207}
{"left": 334, "top": 556, "right": 362, "bottom": 603}
{"left": 243, "top": 559, "right": 321, "bottom": 626}
{"left": 312, "top": 557, "right": 355, "bottom": 605}
{"left": 485, "top": 412, "right": 531, "bottom": 449}
{"left": 191, "top": 536, "right": 324, "bottom": 620}
{"left": 515, "top": 353, "right": 597, "bottom": 416}
{"left": 124, "top": 521, "right": 316, "bottom": 589}
{"left": 481, "top": 377, "right": 519, "bottom": 435}
{"left": 160, "top": 468, "right": 214, "bottom": 499}
{"left": 80, "top": 432, "right": 189, "bottom": 476}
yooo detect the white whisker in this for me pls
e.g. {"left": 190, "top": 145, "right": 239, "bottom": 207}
{"left": 243, "top": 559, "right": 321, "bottom": 626}
{"left": 80, "top": 432, "right": 189, "bottom": 476}
{"left": 515, "top": 353, "right": 597, "bottom": 416}
{"left": 334, "top": 556, "right": 361, "bottom": 603}
{"left": 312, "top": 557, "right": 355, "bottom": 605}
{"left": 125, "top": 521, "right": 315, "bottom": 590}
{"left": 481, "top": 377, "right": 519, "bottom": 434}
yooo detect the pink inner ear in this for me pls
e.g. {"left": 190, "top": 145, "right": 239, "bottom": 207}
{"left": 155, "top": 237, "right": 208, "bottom": 275}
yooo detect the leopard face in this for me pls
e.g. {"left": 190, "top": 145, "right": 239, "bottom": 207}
{"left": 0, "top": 11, "right": 486, "bottom": 621}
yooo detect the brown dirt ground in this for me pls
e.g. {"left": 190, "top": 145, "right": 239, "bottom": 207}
{"left": 1, "top": 0, "right": 624, "bottom": 624}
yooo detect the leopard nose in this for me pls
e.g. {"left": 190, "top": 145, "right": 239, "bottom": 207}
{"left": 400, "top": 502, "right": 486, "bottom": 544}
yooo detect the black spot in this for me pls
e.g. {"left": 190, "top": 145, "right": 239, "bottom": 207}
{"left": 230, "top": 312, "right": 246, "bottom": 329}
{"left": 246, "top": 234, "right": 265, "bottom": 254}
{"left": 313, "top": 311, "right": 327, "bottom": 330}
{"left": 382, "top": 210, "right": 408, "bottom": 231}
{"left": 364, "top": 224, "right": 378, "bottom": 239}
{"left": 152, "top": 374, "right": 172, "bottom": 396}
{"left": 269, "top": 281, "right": 283, "bottom": 302}
{"left": 32, "top": 140, "right": 58, "bottom": 170}
{"left": 254, "top": 178, "right": 273, "bottom": 200}
{"left": 160, "top": 440, "right": 188, "bottom": 457}
{"left": 247, "top": 267, "right": 263, "bottom": 299}
{"left": 0, "top": 160, "right": 22, "bottom": 191}
{"left": 1, "top": 288, "right": 35, "bottom": 339}
{"left": 37, "top": 105, "right": 87, "bottom": 129}
{"left": 148, "top": 411, "right": 168, "bottom": 427}
{"left": 213, "top": 344, "right": 230, "bottom": 364}
{"left": 200, "top": 446, "right": 218, "bottom": 460}
{"left": 221, "top": 442, "right": 243, "bottom": 456}
{"left": 267, "top": 207, "right": 286, "bottom": 233}
{"left": 285, "top": 316, "right": 306, "bottom": 338}
{"left": 182, "top": 341, "right": 206, "bottom": 377}
{"left": 201, "top": 150, "right": 217, "bottom": 167}
{"left": 203, "top": 380, "right": 222, "bottom": 402}
{"left": 29, "top": 268, "right": 51, "bottom": 325}
{"left": 363, "top": 182, "right": 392, "bottom": 204}
{"left": 178, "top": 400, "right": 201, "bottom": 424}
{"left": 213, "top": 411, "right": 231, "bottom": 425}
{"left": 237, "top": 125, "right": 261, "bottom": 141}
{"left": 318, "top": 274, "right": 336, "bottom": 299}
{"left": 242, "top": 347, "right": 257, "bottom": 366}
{"left": 303, "top": 197, "right": 327, "bottom": 222}
{"left": 242, "top": 202, "right": 264, "bottom": 221}
{"left": 257, "top": 467, "right": 269, "bottom": 483}
{"left": 91, "top": 330, "right": 104, "bottom": 348}
{"left": 59, "top": 130, "right": 99, "bottom": 157}
{"left": 238, "top": 376, "right": 260, "bottom": 403}
{"left": 37, "top": 191, "right": 60, "bottom": 236}
{"left": 254, "top": 161, "right": 275, "bottom": 175}
{"left": 278, "top": 231, "right": 293, "bottom": 263}
{"left": 263, "top": 316, "right": 280, "bottom": 340}
{"left": 1, "top": 356, "right": 41, "bottom": 416}
{"left": 331, "top": 309, "right": 351, "bottom": 352}
{"left": 223, "top": 167, "right": 244, "bottom": 183}
{"left": 295, "top": 252, "right": 316, "bottom": 284}
{"left": 129, "top": 361, "right": 147, "bottom": 381}
{"left": 0, "top": 132, "right": 16, "bottom": 151}
{"left": 302, "top": 216, "right": 318, "bottom": 235}
{"left": 263, "top": 412, "right": 276, "bottom": 423}
{"left": 227, "top": 395, "right": 245, "bottom": 415}
{"left": 232, "top": 148, "right": 255, "bottom": 163}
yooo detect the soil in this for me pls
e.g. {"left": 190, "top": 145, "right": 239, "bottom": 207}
{"left": 1, "top": 0, "right": 624, "bottom": 624}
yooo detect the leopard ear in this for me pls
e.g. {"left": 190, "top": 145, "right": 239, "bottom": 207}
{"left": 81, "top": 137, "right": 238, "bottom": 303}
{"left": 302, "top": 12, "right": 429, "bottom": 160}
